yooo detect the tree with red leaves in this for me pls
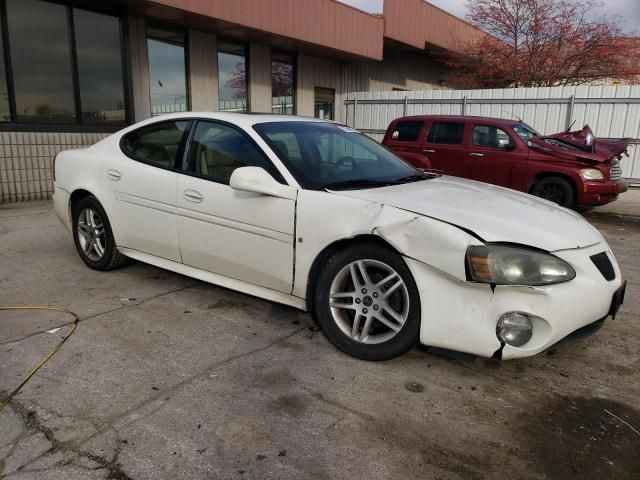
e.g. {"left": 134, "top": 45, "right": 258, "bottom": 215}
{"left": 456, "top": 0, "right": 639, "bottom": 88}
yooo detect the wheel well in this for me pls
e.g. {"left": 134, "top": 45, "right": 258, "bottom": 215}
{"left": 68, "top": 189, "right": 95, "bottom": 221}
{"left": 528, "top": 172, "right": 577, "bottom": 200}
{"left": 305, "top": 234, "right": 400, "bottom": 312}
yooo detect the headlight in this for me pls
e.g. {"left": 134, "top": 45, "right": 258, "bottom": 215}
{"left": 579, "top": 168, "right": 604, "bottom": 180}
{"left": 466, "top": 245, "right": 576, "bottom": 286}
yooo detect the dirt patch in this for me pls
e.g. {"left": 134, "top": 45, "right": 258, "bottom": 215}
{"left": 517, "top": 395, "right": 640, "bottom": 479}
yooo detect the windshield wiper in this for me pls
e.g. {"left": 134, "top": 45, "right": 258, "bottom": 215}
{"left": 394, "top": 172, "right": 436, "bottom": 183}
{"left": 321, "top": 179, "right": 397, "bottom": 191}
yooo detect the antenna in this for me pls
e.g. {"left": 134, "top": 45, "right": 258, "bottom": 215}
{"left": 566, "top": 119, "right": 576, "bottom": 131}
{"left": 502, "top": 109, "right": 523, "bottom": 122}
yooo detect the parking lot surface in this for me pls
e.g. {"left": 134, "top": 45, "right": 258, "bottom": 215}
{"left": 1, "top": 200, "right": 639, "bottom": 480}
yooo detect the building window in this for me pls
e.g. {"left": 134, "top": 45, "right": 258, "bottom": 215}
{"left": 147, "top": 27, "right": 188, "bottom": 116}
{"left": 7, "top": 0, "right": 76, "bottom": 124}
{"left": 0, "top": 0, "right": 128, "bottom": 126}
{"left": 75, "top": 9, "right": 126, "bottom": 124}
{"left": 314, "top": 87, "right": 334, "bottom": 120}
{"left": 272, "top": 52, "right": 294, "bottom": 115}
{"left": 218, "top": 41, "right": 247, "bottom": 112}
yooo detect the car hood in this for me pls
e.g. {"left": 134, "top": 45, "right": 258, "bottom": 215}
{"left": 529, "top": 124, "right": 634, "bottom": 163}
{"left": 333, "top": 176, "right": 603, "bottom": 252}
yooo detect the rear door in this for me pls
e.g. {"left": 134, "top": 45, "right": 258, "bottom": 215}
{"left": 467, "top": 124, "right": 527, "bottom": 186}
{"left": 423, "top": 121, "right": 467, "bottom": 177}
{"left": 383, "top": 120, "right": 429, "bottom": 169}
{"left": 110, "top": 119, "right": 189, "bottom": 262}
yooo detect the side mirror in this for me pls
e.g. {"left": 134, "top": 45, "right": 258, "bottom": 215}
{"left": 230, "top": 167, "right": 296, "bottom": 200}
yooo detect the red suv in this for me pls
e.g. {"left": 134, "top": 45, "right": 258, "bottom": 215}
{"left": 382, "top": 115, "right": 631, "bottom": 208}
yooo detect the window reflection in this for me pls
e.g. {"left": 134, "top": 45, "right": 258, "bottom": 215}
{"left": 147, "top": 28, "right": 188, "bottom": 116}
{"left": 7, "top": 0, "right": 75, "bottom": 123}
{"left": 272, "top": 53, "right": 294, "bottom": 115}
{"left": 74, "top": 9, "right": 125, "bottom": 124}
{"left": 218, "top": 42, "right": 247, "bottom": 112}
{"left": 0, "top": 22, "right": 10, "bottom": 121}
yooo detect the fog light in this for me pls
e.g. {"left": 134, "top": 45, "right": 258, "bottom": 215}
{"left": 496, "top": 313, "right": 533, "bottom": 347}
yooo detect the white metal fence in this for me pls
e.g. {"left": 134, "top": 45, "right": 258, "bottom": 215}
{"left": 345, "top": 85, "right": 640, "bottom": 182}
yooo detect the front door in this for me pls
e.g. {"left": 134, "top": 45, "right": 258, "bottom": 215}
{"left": 466, "top": 124, "right": 527, "bottom": 186}
{"left": 176, "top": 120, "right": 296, "bottom": 293}
{"left": 109, "top": 119, "right": 189, "bottom": 262}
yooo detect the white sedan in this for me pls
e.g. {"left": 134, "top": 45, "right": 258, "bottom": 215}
{"left": 53, "top": 113, "right": 626, "bottom": 361}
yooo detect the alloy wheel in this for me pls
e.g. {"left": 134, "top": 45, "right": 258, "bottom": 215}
{"left": 328, "top": 259, "right": 410, "bottom": 344}
{"left": 76, "top": 208, "right": 106, "bottom": 262}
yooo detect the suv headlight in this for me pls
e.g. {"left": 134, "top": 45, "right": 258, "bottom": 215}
{"left": 579, "top": 168, "right": 604, "bottom": 180}
{"left": 466, "top": 245, "right": 576, "bottom": 286}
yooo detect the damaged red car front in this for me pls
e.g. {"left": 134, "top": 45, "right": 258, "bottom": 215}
{"left": 527, "top": 125, "right": 631, "bottom": 207}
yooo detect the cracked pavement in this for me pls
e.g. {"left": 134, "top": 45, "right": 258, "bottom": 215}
{"left": 1, "top": 200, "right": 639, "bottom": 479}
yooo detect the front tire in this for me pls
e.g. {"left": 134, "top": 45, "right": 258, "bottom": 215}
{"left": 314, "top": 243, "right": 421, "bottom": 361}
{"left": 530, "top": 176, "right": 575, "bottom": 208}
{"left": 72, "top": 196, "right": 128, "bottom": 271}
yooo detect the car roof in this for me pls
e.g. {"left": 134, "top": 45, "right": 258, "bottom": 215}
{"left": 139, "top": 111, "right": 335, "bottom": 128}
{"left": 393, "top": 115, "right": 521, "bottom": 125}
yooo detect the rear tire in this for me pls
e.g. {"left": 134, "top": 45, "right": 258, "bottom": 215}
{"left": 530, "top": 176, "right": 575, "bottom": 208}
{"left": 313, "top": 243, "right": 421, "bottom": 361}
{"left": 72, "top": 196, "right": 129, "bottom": 271}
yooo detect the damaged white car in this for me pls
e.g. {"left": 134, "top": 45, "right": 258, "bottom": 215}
{"left": 53, "top": 113, "right": 626, "bottom": 361}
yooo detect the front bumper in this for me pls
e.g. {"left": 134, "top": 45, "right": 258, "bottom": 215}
{"left": 405, "top": 241, "right": 623, "bottom": 359}
{"left": 580, "top": 178, "right": 629, "bottom": 205}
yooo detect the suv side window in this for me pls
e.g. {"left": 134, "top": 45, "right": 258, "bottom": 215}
{"left": 187, "top": 121, "right": 284, "bottom": 185}
{"left": 472, "top": 125, "right": 515, "bottom": 148}
{"left": 121, "top": 120, "right": 189, "bottom": 169}
{"left": 426, "top": 122, "right": 464, "bottom": 144}
{"left": 390, "top": 121, "right": 424, "bottom": 141}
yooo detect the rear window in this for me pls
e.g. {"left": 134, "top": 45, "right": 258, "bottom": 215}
{"left": 121, "top": 120, "right": 189, "bottom": 169}
{"left": 426, "top": 122, "right": 464, "bottom": 144}
{"left": 390, "top": 121, "right": 424, "bottom": 141}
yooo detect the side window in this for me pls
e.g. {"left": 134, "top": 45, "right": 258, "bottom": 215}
{"left": 426, "top": 122, "right": 464, "bottom": 144}
{"left": 472, "top": 125, "right": 514, "bottom": 148}
{"left": 390, "top": 121, "right": 424, "bottom": 141}
{"left": 188, "top": 121, "right": 283, "bottom": 185}
{"left": 122, "top": 120, "right": 189, "bottom": 168}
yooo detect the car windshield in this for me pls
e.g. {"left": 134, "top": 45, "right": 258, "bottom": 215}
{"left": 253, "top": 121, "right": 431, "bottom": 190}
{"left": 512, "top": 123, "right": 539, "bottom": 142}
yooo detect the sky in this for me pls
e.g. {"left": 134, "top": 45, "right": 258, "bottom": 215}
{"left": 339, "top": 0, "right": 639, "bottom": 35}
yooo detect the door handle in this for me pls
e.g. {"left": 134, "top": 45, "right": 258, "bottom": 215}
{"left": 469, "top": 152, "right": 485, "bottom": 157}
{"left": 423, "top": 149, "right": 436, "bottom": 153}
{"left": 183, "top": 189, "right": 203, "bottom": 203}
{"left": 106, "top": 169, "right": 121, "bottom": 181}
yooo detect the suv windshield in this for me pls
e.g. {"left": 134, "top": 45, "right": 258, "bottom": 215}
{"left": 512, "top": 123, "right": 539, "bottom": 142}
{"left": 254, "top": 121, "right": 431, "bottom": 190}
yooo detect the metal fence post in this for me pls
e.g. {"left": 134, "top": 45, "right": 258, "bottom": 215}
{"left": 353, "top": 97, "right": 358, "bottom": 129}
{"left": 565, "top": 95, "right": 575, "bottom": 130}
{"left": 462, "top": 95, "right": 467, "bottom": 115}
{"left": 403, "top": 95, "right": 408, "bottom": 116}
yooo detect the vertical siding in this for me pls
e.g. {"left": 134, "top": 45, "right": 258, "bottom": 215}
{"left": 128, "top": 16, "right": 151, "bottom": 121}
{"left": 249, "top": 44, "right": 272, "bottom": 113}
{"left": 345, "top": 51, "right": 452, "bottom": 93}
{"left": 296, "top": 54, "right": 342, "bottom": 120}
{"left": 346, "top": 85, "right": 640, "bottom": 182}
{"left": 189, "top": 30, "right": 218, "bottom": 111}
{"left": 0, "top": 132, "right": 109, "bottom": 203}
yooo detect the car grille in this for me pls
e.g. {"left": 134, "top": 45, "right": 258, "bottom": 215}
{"left": 590, "top": 252, "right": 615, "bottom": 281}
{"left": 610, "top": 159, "right": 622, "bottom": 181}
